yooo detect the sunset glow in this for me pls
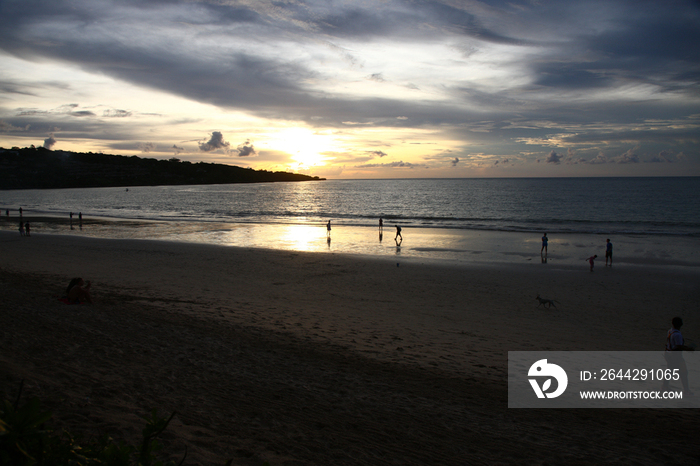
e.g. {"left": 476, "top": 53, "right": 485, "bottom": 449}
{"left": 1, "top": 0, "right": 698, "bottom": 178}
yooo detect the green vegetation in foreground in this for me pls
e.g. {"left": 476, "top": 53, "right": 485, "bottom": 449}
{"left": 0, "top": 146, "right": 324, "bottom": 189}
{"left": 0, "top": 382, "right": 246, "bottom": 466}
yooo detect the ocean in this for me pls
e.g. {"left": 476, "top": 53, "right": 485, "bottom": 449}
{"left": 2, "top": 177, "right": 699, "bottom": 267}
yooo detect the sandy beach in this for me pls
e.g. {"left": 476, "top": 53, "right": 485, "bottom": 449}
{"left": 1, "top": 231, "right": 699, "bottom": 465}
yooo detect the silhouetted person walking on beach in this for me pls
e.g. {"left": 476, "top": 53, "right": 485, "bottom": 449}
{"left": 541, "top": 232, "right": 548, "bottom": 253}
{"left": 19, "top": 207, "right": 22, "bottom": 218}
{"left": 395, "top": 225, "right": 402, "bottom": 241}
{"left": 664, "top": 317, "right": 693, "bottom": 394}
{"left": 326, "top": 220, "right": 331, "bottom": 237}
{"left": 379, "top": 217, "right": 383, "bottom": 232}
{"left": 24, "top": 222, "right": 30, "bottom": 236}
{"left": 605, "top": 239, "right": 613, "bottom": 266}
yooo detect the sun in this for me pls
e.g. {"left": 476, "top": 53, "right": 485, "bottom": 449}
{"left": 277, "top": 128, "right": 333, "bottom": 167}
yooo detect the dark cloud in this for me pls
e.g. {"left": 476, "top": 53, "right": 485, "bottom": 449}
{"left": 533, "top": 64, "right": 614, "bottom": 90}
{"left": 451, "top": 157, "right": 459, "bottom": 167}
{"left": 649, "top": 150, "right": 674, "bottom": 163}
{"left": 0, "top": 120, "right": 30, "bottom": 132}
{"left": 356, "top": 161, "right": 417, "bottom": 168}
{"left": 43, "top": 134, "right": 56, "bottom": 149}
{"left": 614, "top": 148, "right": 640, "bottom": 164}
{"left": 367, "top": 150, "right": 387, "bottom": 158}
{"left": 546, "top": 151, "right": 562, "bottom": 164}
{"left": 199, "top": 131, "right": 230, "bottom": 152}
{"left": 588, "top": 152, "right": 608, "bottom": 164}
{"left": 138, "top": 142, "right": 156, "bottom": 153}
{"left": 236, "top": 140, "right": 257, "bottom": 157}
{"left": 17, "top": 104, "right": 96, "bottom": 118}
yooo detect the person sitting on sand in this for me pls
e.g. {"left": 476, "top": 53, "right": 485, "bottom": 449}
{"left": 66, "top": 277, "right": 92, "bottom": 304}
{"left": 587, "top": 254, "right": 597, "bottom": 272}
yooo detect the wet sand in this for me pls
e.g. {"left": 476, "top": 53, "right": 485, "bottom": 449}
{"left": 1, "top": 232, "right": 699, "bottom": 465}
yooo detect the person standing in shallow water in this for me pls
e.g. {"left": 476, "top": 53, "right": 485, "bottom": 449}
{"left": 326, "top": 220, "right": 331, "bottom": 238}
{"left": 605, "top": 239, "right": 613, "bottom": 266}
{"left": 541, "top": 232, "right": 548, "bottom": 253}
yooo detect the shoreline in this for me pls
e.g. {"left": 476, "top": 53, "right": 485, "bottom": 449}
{"left": 1, "top": 232, "right": 699, "bottom": 464}
{"left": 3, "top": 214, "right": 700, "bottom": 270}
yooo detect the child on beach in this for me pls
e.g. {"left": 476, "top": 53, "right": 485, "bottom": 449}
{"left": 664, "top": 317, "right": 694, "bottom": 394}
{"left": 587, "top": 255, "right": 597, "bottom": 271}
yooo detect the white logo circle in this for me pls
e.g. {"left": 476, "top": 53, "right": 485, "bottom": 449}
{"left": 528, "top": 359, "right": 568, "bottom": 398}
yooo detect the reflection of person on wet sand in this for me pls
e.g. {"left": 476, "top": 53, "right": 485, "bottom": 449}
{"left": 664, "top": 317, "right": 693, "bottom": 394}
{"left": 66, "top": 277, "right": 92, "bottom": 304}
{"left": 395, "top": 225, "right": 402, "bottom": 241}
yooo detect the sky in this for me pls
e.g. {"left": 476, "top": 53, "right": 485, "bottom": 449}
{"left": 1, "top": 0, "right": 699, "bottom": 179}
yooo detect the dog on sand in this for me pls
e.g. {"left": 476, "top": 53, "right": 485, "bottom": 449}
{"left": 535, "top": 294, "right": 559, "bottom": 309}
